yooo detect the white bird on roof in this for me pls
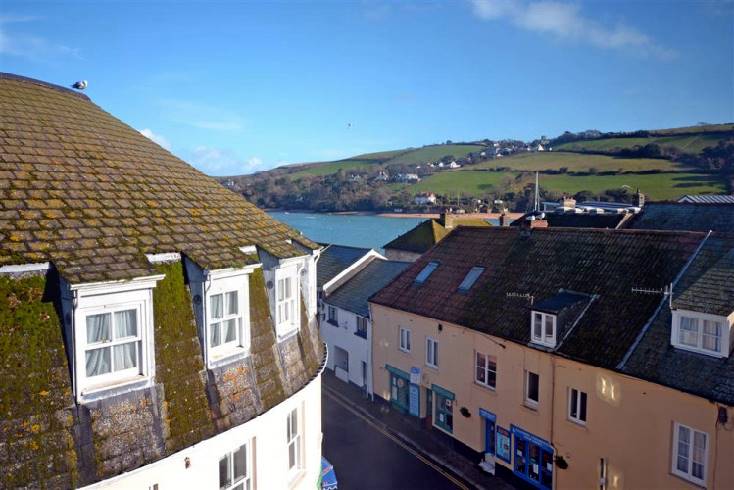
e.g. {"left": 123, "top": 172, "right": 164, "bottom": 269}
{"left": 72, "top": 80, "right": 88, "bottom": 90}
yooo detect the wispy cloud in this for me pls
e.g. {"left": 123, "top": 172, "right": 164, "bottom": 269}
{"left": 159, "top": 99, "right": 245, "bottom": 132}
{"left": 469, "top": 0, "right": 676, "bottom": 59}
{"left": 189, "top": 146, "right": 265, "bottom": 175}
{"left": 0, "top": 15, "right": 81, "bottom": 61}
{"left": 139, "top": 128, "right": 172, "bottom": 151}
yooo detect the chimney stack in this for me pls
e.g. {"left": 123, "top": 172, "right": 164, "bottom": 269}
{"left": 440, "top": 212, "right": 456, "bottom": 230}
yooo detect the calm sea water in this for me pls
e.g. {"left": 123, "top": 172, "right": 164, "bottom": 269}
{"left": 268, "top": 212, "right": 425, "bottom": 251}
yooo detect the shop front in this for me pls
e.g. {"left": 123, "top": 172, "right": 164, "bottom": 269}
{"left": 478, "top": 408, "right": 496, "bottom": 474}
{"left": 386, "top": 365, "right": 410, "bottom": 413}
{"left": 511, "top": 425, "right": 554, "bottom": 489}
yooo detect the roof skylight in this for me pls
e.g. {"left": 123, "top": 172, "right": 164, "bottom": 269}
{"left": 458, "top": 266, "right": 485, "bottom": 292}
{"left": 415, "top": 261, "right": 439, "bottom": 284}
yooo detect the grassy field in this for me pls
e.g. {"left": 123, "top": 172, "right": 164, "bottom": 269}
{"left": 287, "top": 159, "right": 376, "bottom": 178}
{"left": 555, "top": 133, "right": 729, "bottom": 154}
{"left": 408, "top": 170, "right": 726, "bottom": 200}
{"left": 472, "top": 152, "right": 687, "bottom": 172}
{"left": 385, "top": 144, "right": 485, "bottom": 166}
{"left": 352, "top": 148, "right": 412, "bottom": 161}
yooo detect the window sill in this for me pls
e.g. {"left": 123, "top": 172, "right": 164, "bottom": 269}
{"left": 567, "top": 417, "right": 587, "bottom": 428}
{"left": 277, "top": 326, "right": 299, "bottom": 342}
{"left": 425, "top": 363, "right": 439, "bottom": 371}
{"left": 288, "top": 468, "right": 306, "bottom": 489}
{"left": 474, "top": 381, "right": 497, "bottom": 393}
{"left": 80, "top": 375, "right": 152, "bottom": 403}
{"left": 398, "top": 348, "right": 411, "bottom": 354}
{"left": 522, "top": 401, "right": 539, "bottom": 412}
{"left": 670, "top": 470, "right": 707, "bottom": 488}
{"left": 354, "top": 331, "right": 367, "bottom": 339}
{"left": 208, "top": 347, "right": 249, "bottom": 369}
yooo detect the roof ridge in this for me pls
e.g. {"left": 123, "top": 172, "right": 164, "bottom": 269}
{"left": 0, "top": 72, "right": 91, "bottom": 101}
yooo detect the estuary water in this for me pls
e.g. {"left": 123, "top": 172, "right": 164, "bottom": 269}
{"left": 268, "top": 212, "right": 424, "bottom": 252}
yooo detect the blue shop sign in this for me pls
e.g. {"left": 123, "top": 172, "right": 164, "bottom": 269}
{"left": 510, "top": 425, "right": 552, "bottom": 452}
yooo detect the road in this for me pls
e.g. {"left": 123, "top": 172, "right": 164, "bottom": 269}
{"left": 322, "top": 389, "right": 465, "bottom": 490}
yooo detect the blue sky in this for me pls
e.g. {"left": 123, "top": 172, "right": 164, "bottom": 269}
{"left": 1, "top": 1, "right": 732, "bottom": 176}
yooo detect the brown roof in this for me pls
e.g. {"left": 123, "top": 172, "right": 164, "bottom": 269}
{"left": 371, "top": 226, "right": 704, "bottom": 369}
{"left": 0, "top": 73, "right": 317, "bottom": 283}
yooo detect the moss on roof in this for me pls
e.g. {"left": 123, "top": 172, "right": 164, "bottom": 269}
{"left": 0, "top": 73, "right": 317, "bottom": 283}
{"left": 383, "top": 218, "right": 490, "bottom": 254}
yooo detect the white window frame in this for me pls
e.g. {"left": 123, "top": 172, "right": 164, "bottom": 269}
{"left": 524, "top": 370, "right": 539, "bottom": 408}
{"left": 671, "top": 309, "right": 730, "bottom": 358}
{"left": 426, "top": 336, "right": 439, "bottom": 368}
{"left": 531, "top": 311, "right": 557, "bottom": 348}
{"left": 568, "top": 387, "right": 587, "bottom": 425}
{"left": 72, "top": 276, "right": 161, "bottom": 403}
{"left": 475, "top": 351, "right": 497, "bottom": 390}
{"left": 672, "top": 422, "right": 708, "bottom": 486}
{"left": 399, "top": 327, "right": 411, "bottom": 352}
{"left": 286, "top": 406, "right": 303, "bottom": 481}
{"left": 275, "top": 265, "right": 299, "bottom": 339}
{"left": 219, "top": 441, "right": 253, "bottom": 490}
{"left": 206, "top": 272, "right": 251, "bottom": 367}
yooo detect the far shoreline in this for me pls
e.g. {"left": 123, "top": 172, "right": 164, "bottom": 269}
{"left": 266, "top": 208, "right": 523, "bottom": 220}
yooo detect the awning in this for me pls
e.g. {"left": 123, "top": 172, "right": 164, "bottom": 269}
{"left": 320, "top": 457, "right": 338, "bottom": 490}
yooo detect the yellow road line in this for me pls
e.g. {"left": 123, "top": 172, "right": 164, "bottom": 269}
{"left": 324, "top": 386, "right": 470, "bottom": 490}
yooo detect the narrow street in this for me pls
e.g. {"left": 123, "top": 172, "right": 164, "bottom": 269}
{"left": 322, "top": 389, "right": 466, "bottom": 490}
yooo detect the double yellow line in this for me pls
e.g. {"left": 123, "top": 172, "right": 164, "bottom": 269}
{"left": 324, "top": 386, "right": 469, "bottom": 490}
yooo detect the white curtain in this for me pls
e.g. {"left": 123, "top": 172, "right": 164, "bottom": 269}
{"left": 226, "top": 291, "right": 238, "bottom": 315}
{"left": 85, "top": 313, "right": 111, "bottom": 377}
{"left": 224, "top": 319, "right": 237, "bottom": 343}
{"left": 211, "top": 294, "right": 223, "bottom": 319}
{"left": 114, "top": 342, "right": 137, "bottom": 370}
{"left": 114, "top": 309, "right": 137, "bottom": 338}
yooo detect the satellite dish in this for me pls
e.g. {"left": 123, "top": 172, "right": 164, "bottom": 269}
{"left": 72, "top": 80, "right": 88, "bottom": 90}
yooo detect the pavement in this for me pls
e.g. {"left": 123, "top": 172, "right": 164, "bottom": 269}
{"left": 322, "top": 371, "right": 525, "bottom": 490}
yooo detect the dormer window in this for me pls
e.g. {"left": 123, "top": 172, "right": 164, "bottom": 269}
{"left": 205, "top": 273, "right": 250, "bottom": 366}
{"left": 415, "top": 261, "right": 439, "bottom": 284}
{"left": 275, "top": 264, "right": 299, "bottom": 339}
{"left": 72, "top": 276, "right": 162, "bottom": 402}
{"left": 671, "top": 310, "right": 730, "bottom": 358}
{"left": 531, "top": 311, "right": 556, "bottom": 348}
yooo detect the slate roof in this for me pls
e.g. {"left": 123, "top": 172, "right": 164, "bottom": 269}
{"left": 324, "top": 259, "right": 410, "bottom": 317}
{"left": 672, "top": 233, "right": 734, "bottom": 317}
{"left": 511, "top": 213, "right": 626, "bottom": 229}
{"left": 628, "top": 202, "right": 734, "bottom": 233}
{"left": 371, "top": 226, "right": 704, "bottom": 369}
{"left": 0, "top": 73, "right": 317, "bottom": 284}
{"left": 383, "top": 217, "right": 490, "bottom": 254}
{"left": 317, "top": 244, "right": 372, "bottom": 288}
{"left": 0, "top": 74, "right": 324, "bottom": 488}
{"left": 533, "top": 290, "right": 591, "bottom": 314}
{"left": 622, "top": 235, "right": 734, "bottom": 405}
{"left": 679, "top": 194, "right": 734, "bottom": 204}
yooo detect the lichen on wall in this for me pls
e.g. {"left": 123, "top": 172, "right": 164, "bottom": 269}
{"left": 248, "top": 268, "right": 286, "bottom": 410}
{"left": 0, "top": 272, "right": 77, "bottom": 489}
{"left": 152, "top": 261, "right": 214, "bottom": 452}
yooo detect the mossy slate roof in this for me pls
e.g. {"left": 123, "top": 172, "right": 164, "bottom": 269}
{"left": 372, "top": 226, "right": 705, "bottom": 369}
{"left": 383, "top": 218, "right": 490, "bottom": 254}
{"left": 622, "top": 234, "right": 734, "bottom": 406}
{"left": 0, "top": 73, "right": 317, "bottom": 283}
{"left": 628, "top": 202, "right": 734, "bottom": 233}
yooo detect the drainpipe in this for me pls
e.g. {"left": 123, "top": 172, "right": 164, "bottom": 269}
{"left": 550, "top": 354, "right": 558, "bottom": 490}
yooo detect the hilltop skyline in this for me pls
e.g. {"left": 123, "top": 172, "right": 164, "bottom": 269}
{"left": 1, "top": 0, "right": 732, "bottom": 175}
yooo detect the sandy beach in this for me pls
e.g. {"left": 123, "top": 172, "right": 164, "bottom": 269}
{"left": 377, "top": 212, "right": 524, "bottom": 220}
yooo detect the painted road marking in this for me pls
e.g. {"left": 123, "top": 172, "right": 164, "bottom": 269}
{"left": 324, "top": 386, "right": 469, "bottom": 490}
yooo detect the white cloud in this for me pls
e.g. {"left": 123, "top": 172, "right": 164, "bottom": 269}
{"left": 189, "top": 146, "right": 265, "bottom": 175}
{"left": 469, "top": 0, "right": 675, "bottom": 59}
{"left": 139, "top": 128, "right": 172, "bottom": 150}
{"left": 0, "top": 15, "right": 81, "bottom": 61}
{"left": 159, "top": 99, "right": 245, "bottom": 132}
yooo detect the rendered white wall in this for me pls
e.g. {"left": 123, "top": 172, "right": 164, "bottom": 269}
{"left": 319, "top": 303, "right": 372, "bottom": 395}
{"left": 83, "top": 374, "right": 323, "bottom": 490}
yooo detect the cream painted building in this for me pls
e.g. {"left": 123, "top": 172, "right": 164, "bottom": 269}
{"left": 370, "top": 225, "right": 734, "bottom": 490}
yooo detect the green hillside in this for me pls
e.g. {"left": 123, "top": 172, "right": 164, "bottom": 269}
{"left": 383, "top": 144, "right": 484, "bottom": 166}
{"left": 556, "top": 133, "right": 727, "bottom": 154}
{"left": 407, "top": 170, "right": 725, "bottom": 201}
{"left": 287, "top": 159, "right": 376, "bottom": 178}
{"left": 473, "top": 152, "right": 688, "bottom": 172}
